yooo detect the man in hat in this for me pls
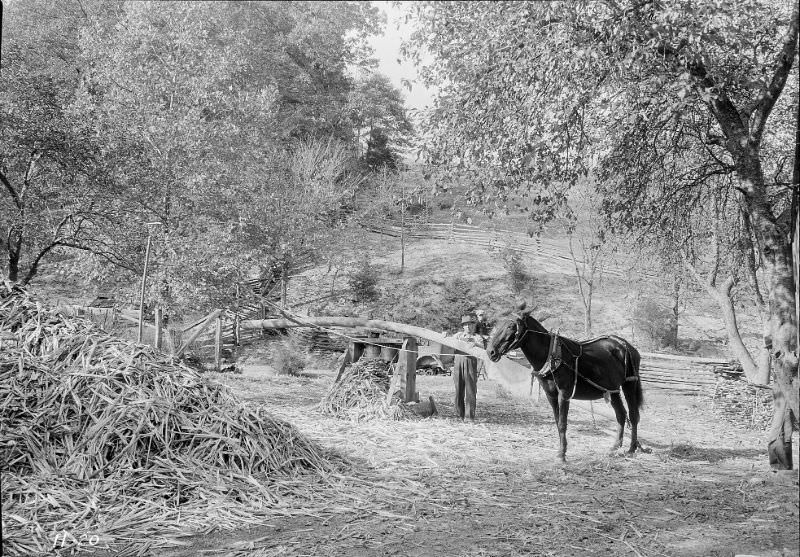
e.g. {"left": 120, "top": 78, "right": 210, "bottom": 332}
{"left": 474, "top": 309, "right": 492, "bottom": 337}
{"left": 451, "top": 315, "right": 485, "bottom": 420}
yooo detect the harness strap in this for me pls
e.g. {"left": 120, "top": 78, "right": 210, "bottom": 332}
{"left": 532, "top": 331, "right": 559, "bottom": 378}
{"left": 531, "top": 332, "right": 581, "bottom": 400}
{"left": 577, "top": 371, "right": 621, "bottom": 394}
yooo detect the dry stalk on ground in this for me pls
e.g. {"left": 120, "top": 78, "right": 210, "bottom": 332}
{"left": 0, "top": 285, "right": 343, "bottom": 556}
{"left": 318, "top": 358, "right": 416, "bottom": 422}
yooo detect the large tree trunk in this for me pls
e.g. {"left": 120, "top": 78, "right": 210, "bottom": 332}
{"left": 737, "top": 154, "right": 798, "bottom": 470}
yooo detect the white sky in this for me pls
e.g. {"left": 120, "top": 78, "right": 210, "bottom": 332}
{"left": 366, "top": 1, "right": 435, "bottom": 113}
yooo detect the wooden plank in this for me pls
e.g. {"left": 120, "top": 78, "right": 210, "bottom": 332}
{"left": 640, "top": 373, "right": 716, "bottom": 382}
{"left": 640, "top": 367, "right": 717, "bottom": 379}
{"left": 214, "top": 317, "right": 223, "bottom": 372}
{"left": 334, "top": 348, "right": 352, "bottom": 383}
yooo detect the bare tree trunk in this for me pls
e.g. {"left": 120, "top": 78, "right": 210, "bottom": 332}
{"left": 584, "top": 280, "right": 593, "bottom": 336}
{"left": 681, "top": 256, "right": 765, "bottom": 382}
{"left": 281, "top": 265, "right": 288, "bottom": 309}
{"left": 400, "top": 180, "right": 406, "bottom": 273}
{"left": 671, "top": 278, "right": 680, "bottom": 349}
{"left": 400, "top": 223, "right": 405, "bottom": 272}
{"left": 331, "top": 268, "right": 339, "bottom": 295}
{"left": 710, "top": 278, "right": 764, "bottom": 381}
{"left": 568, "top": 235, "right": 593, "bottom": 336}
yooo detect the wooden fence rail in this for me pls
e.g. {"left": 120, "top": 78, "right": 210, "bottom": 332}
{"left": 360, "top": 220, "right": 636, "bottom": 278}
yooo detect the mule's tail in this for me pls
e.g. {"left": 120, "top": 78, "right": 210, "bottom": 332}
{"left": 626, "top": 346, "right": 644, "bottom": 411}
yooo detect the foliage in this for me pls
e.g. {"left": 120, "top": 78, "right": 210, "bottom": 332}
{"left": 1, "top": 0, "right": 383, "bottom": 317}
{"left": 499, "top": 248, "right": 533, "bottom": 296}
{"left": 270, "top": 336, "right": 308, "bottom": 377}
{"left": 632, "top": 297, "right": 678, "bottom": 350}
{"left": 364, "top": 128, "right": 400, "bottom": 171}
{"left": 348, "top": 258, "right": 380, "bottom": 302}
{"left": 404, "top": 1, "right": 796, "bottom": 228}
{"left": 441, "top": 276, "right": 474, "bottom": 329}
{"left": 0, "top": 0, "right": 134, "bottom": 284}
{"left": 348, "top": 72, "right": 414, "bottom": 159}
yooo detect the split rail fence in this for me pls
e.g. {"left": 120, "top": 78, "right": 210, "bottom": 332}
{"left": 360, "top": 220, "right": 654, "bottom": 279}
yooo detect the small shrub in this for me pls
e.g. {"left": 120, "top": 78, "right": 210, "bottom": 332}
{"left": 501, "top": 248, "right": 534, "bottom": 295}
{"left": 348, "top": 258, "right": 379, "bottom": 302}
{"left": 632, "top": 297, "right": 677, "bottom": 349}
{"left": 271, "top": 337, "right": 307, "bottom": 376}
{"left": 442, "top": 277, "right": 474, "bottom": 329}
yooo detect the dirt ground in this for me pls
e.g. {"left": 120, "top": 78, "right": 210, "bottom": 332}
{"left": 147, "top": 365, "right": 800, "bottom": 557}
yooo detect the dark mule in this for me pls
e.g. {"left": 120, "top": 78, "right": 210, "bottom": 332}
{"left": 486, "top": 303, "right": 644, "bottom": 461}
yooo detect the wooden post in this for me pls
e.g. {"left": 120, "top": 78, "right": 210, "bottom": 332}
{"left": 154, "top": 307, "right": 163, "bottom": 351}
{"left": 214, "top": 317, "right": 223, "bottom": 371}
{"left": 398, "top": 336, "right": 418, "bottom": 403}
{"left": 335, "top": 347, "right": 352, "bottom": 383}
{"left": 234, "top": 283, "right": 241, "bottom": 347}
{"left": 137, "top": 233, "right": 153, "bottom": 344}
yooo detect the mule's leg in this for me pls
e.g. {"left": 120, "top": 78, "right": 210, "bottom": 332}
{"left": 556, "top": 392, "right": 570, "bottom": 462}
{"left": 622, "top": 382, "right": 640, "bottom": 453}
{"left": 545, "top": 390, "right": 560, "bottom": 424}
{"left": 608, "top": 392, "right": 627, "bottom": 451}
{"left": 544, "top": 390, "right": 565, "bottom": 462}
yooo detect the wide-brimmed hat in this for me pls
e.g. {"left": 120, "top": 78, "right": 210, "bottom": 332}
{"left": 461, "top": 315, "right": 474, "bottom": 324}
{"left": 475, "top": 309, "right": 485, "bottom": 316}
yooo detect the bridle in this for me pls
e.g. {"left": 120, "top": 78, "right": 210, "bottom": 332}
{"left": 501, "top": 313, "right": 582, "bottom": 399}
{"left": 500, "top": 312, "right": 534, "bottom": 353}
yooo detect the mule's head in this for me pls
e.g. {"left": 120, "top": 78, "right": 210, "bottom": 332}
{"left": 485, "top": 302, "right": 530, "bottom": 362}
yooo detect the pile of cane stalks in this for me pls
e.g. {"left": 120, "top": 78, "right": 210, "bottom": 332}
{"left": 0, "top": 284, "right": 338, "bottom": 556}
{"left": 319, "top": 358, "right": 415, "bottom": 422}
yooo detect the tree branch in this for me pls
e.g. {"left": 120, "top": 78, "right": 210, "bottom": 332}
{"left": 751, "top": 4, "right": 799, "bottom": 143}
{"left": 0, "top": 169, "right": 22, "bottom": 211}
